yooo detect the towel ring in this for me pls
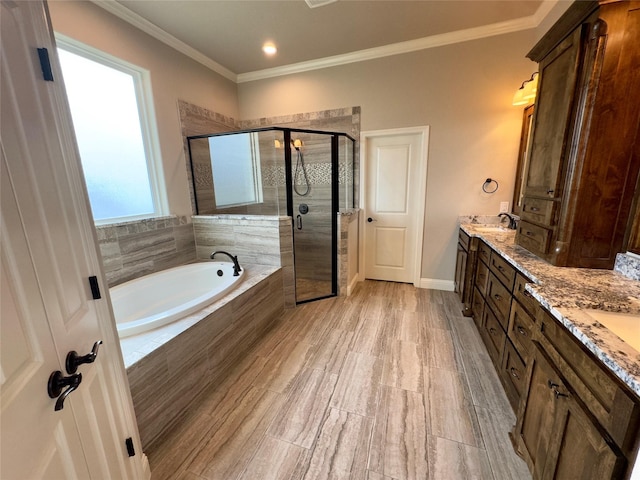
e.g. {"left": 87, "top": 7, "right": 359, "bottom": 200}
{"left": 482, "top": 178, "right": 499, "bottom": 194}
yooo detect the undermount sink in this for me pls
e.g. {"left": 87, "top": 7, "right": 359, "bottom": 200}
{"left": 474, "top": 226, "right": 510, "bottom": 233}
{"left": 583, "top": 310, "right": 640, "bottom": 352}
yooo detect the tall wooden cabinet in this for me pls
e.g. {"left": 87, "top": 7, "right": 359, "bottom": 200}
{"left": 516, "top": 0, "right": 640, "bottom": 268}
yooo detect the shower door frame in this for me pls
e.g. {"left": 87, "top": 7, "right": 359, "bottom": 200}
{"left": 285, "top": 128, "right": 355, "bottom": 305}
{"left": 187, "top": 127, "right": 355, "bottom": 305}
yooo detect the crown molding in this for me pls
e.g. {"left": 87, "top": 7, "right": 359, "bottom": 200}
{"left": 91, "top": 0, "right": 559, "bottom": 85}
{"left": 237, "top": 14, "right": 541, "bottom": 83}
{"left": 90, "top": 0, "right": 237, "bottom": 82}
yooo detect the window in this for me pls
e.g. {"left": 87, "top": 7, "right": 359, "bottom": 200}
{"left": 56, "top": 36, "right": 167, "bottom": 224}
{"left": 209, "top": 133, "right": 263, "bottom": 208}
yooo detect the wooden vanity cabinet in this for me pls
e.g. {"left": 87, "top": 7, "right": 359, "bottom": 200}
{"left": 455, "top": 229, "right": 477, "bottom": 316}
{"left": 516, "top": 0, "right": 640, "bottom": 268}
{"left": 513, "top": 306, "right": 640, "bottom": 479}
{"left": 515, "top": 343, "right": 626, "bottom": 480}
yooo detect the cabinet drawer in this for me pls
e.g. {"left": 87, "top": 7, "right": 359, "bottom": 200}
{"left": 478, "top": 240, "right": 491, "bottom": 265}
{"left": 486, "top": 273, "right": 511, "bottom": 329}
{"left": 516, "top": 220, "right": 552, "bottom": 254}
{"left": 475, "top": 258, "right": 490, "bottom": 297}
{"left": 458, "top": 229, "right": 470, "bottom": 251}
{"left": 521, "top": 197, "right": 556, "bottom": 225}
{"left": 472, "top": 287, "right": 484, "bottom": 329}
{"left": 489, "top": 252, "right": 516, "bottom": 290}
{"left": 502, "top": 339, "right": 527, "bottom": 407}
{"left": 514, "top": 273, "right": 537, "bottom": 316}
{"left": 482, "top": 306, "right": 506, "bottom": 366}
{"left": 538, "top": 311, "right": 640, "bottom": 452}
{"left": 508, "top": 301, "right": 535, "bottom": 358}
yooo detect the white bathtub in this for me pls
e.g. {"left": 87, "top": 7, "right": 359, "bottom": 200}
{"left": 111, "top": 262, "right": 244, "bottom": 338}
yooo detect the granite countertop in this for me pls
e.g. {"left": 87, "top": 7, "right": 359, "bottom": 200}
{"left": 460, "top": 223, "right": 640, "bottom": 397}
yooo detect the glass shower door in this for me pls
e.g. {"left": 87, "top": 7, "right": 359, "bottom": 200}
{"left": 289, "top": 132, "right": 336, "bottom": 303}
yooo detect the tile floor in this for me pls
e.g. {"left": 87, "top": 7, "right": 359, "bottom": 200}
{"left": 147, "top": 280, "right": 531, "bottom": 479}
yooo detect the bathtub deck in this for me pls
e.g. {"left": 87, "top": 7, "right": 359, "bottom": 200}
{"left": 146, "top": 280, "right": 530, "bottom": 480}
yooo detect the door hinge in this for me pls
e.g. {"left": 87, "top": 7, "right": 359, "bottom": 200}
{"left": 88, "top": 276, "right": 101, "bottom": 300}
{"left": 37, "top": 48, "right": 54, "bottom": 82}
{"left": 125, "top": 437, "right": 135, "bottom": 457}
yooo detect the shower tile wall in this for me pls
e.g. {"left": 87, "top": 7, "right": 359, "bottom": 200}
{"left": 192, "top": 215, "right": 296, "bottom": 307}
{"left": 96, "top": 216, "right": 196, "bottom": 287}
{"left": 240, "top": 106, "right": 361, "bottom": 208}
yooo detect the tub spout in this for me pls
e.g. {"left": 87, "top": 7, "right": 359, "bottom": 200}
{"left": 210, "top": 251, "right": 241, "bottom": 276}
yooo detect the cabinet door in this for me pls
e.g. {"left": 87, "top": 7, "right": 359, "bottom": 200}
{"left": 524, "top": 26, "right": 583, "bottom": 200}
{"left": 516, "top": 343, "right": 624, "bottom": 480}
{"left": 455, "top": 242, "right": 467, "bottom": 298}
{"left": 516, "top": 344, "right": 562, "bottom": 476}
{"left": 543, "top": 393, "right": 625, "bottom": 480}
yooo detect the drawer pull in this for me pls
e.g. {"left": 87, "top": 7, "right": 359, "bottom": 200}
{"left": 548, "top": 380, "right": 569, "bottom": 400}
{"left": 497, "top": 265, "right": 504, "bottom": 272}
{"left": 529, "top": 207, "right": 540, "bottom": 212}
{"left": 489, "top": 327, "right": 498, "bottom": 335}
{"left": 493, "top": 294, "right": 503, "bottom": 301}
{"left": 526, "top": 231, "right": 533, "bottom": 236}
{"left": 523, "top": 289, "right": 533, "bottom": 298}
{"left": 510, "top": 367, "right": 521, "bottom": 380}
{"left": 516, "top": 325, "right": 527, "bottom": 336}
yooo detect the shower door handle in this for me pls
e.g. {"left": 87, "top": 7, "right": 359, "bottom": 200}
{"left": 296, "top": 214, "right": 303, "bottom": 230}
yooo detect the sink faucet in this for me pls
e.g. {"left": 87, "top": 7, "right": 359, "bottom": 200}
{"left": 498, "top": 212, "right": 518, "bottom": 230}
{"left": 210, "top": 251, "right": 241, "bottom": 276}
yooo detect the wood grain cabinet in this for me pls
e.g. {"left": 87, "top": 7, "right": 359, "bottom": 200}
{"left": 513, "top": 306, "right": 640, "bottom": 479}
{"left": 514, "top": 343, "right": 626, "bottom": 480}
{"left": 454, "top": 229, "right": 477, "bottom": 316}
{"left": 516, "top": 0, "right": 640, "bottom": 268}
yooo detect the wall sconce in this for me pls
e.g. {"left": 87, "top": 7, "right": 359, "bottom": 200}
{"left": 292, "top": 139, "right": 303, "bottom": 149}
{"left": 512, "top": 72, "right": 538, "bottom": 106}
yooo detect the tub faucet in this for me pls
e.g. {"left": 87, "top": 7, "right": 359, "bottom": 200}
{"left": 498, "top": 212, "right": 518, "bottom": 230}
{"left": 210, "top": 251, "right": 241, "bottom": 276}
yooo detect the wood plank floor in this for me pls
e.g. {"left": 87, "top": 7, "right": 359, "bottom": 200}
{"left": 147, "top": 280, "right": 531, "bottom": 480}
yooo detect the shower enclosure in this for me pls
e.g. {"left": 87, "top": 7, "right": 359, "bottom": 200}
{"left": 187, "top": 127, "right": 355, "bottom": 304}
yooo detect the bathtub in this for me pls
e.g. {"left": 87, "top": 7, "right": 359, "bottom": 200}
{"left": 111, "top": 262, "right": 244, "bottom": 338}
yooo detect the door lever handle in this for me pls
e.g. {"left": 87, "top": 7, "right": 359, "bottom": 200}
{"left": 66, "top": 340, "right": 102, "bottom": 374}
{"left": 48, "top": 370, "right": 82, "bottom": 411}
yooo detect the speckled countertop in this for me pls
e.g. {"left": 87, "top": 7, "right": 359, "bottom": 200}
{"left": 460, "top": 223, "right": 640, "bottom": 398}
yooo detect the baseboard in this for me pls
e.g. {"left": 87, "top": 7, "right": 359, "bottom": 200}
{"left": 419, "top": 278, "right": 455, "bottom": 291}
{"left": 347, "top": 274, "right": 360, "bottom": 296}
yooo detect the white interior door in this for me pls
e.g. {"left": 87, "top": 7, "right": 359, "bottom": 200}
{"left": 1, "top": 2, "right": 146, "bottom": 478}
{"left": 363, "top": 129, "right": 428, "bottom": 285}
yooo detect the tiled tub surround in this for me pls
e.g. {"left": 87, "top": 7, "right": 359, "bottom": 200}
{"left": 460, "top": 223, "right": 640, "bottom": 397}
{"left": 122, "top": 265, "right": 284, "bottom": 451}
{"left": 192, "top": 215, "right": 295, "bottom": 307}
{"left": 96, "top": 216, "right": 195, "bottom": 287}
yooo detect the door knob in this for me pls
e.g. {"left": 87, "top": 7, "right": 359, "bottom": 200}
{"left": 367, "top": 217, "right": 377, "bottom": 223}
{"left": 48, "top": 370, "right": 82, "bottom": 411}
{"left": 66, "top": 340, "right": 102, "bottom": 374}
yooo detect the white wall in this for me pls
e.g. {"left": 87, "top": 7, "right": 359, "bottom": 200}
{"left": 48, "top": 1, "right": 239, "bottom": 217}
{"left": 238, "top": 30, "right": 538, "bottom": 282}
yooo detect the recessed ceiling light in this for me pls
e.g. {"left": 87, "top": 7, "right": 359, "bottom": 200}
{"left": 262, "top": 43, "right": 277, "bottom": 56}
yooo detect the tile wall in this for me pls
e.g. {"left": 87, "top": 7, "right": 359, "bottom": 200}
{"left": 126, "top": 267, "right": 284, "bottom": 450}
{"left": 96, "top": 216, "right": 196, "bottom": 287}
{"left": 193, "top": 215, "right": 296, "bottom": 307}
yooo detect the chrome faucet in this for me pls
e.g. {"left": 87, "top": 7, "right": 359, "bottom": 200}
{"left": 498, "top": 212, "right": 518, "bottom": 230}
{"left": 210, "top": 251, "right": 241, "bottom": 276}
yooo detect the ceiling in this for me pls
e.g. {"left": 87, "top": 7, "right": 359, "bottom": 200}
{"left": 102, "top": 0, "right": 549, "bottom": 81}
